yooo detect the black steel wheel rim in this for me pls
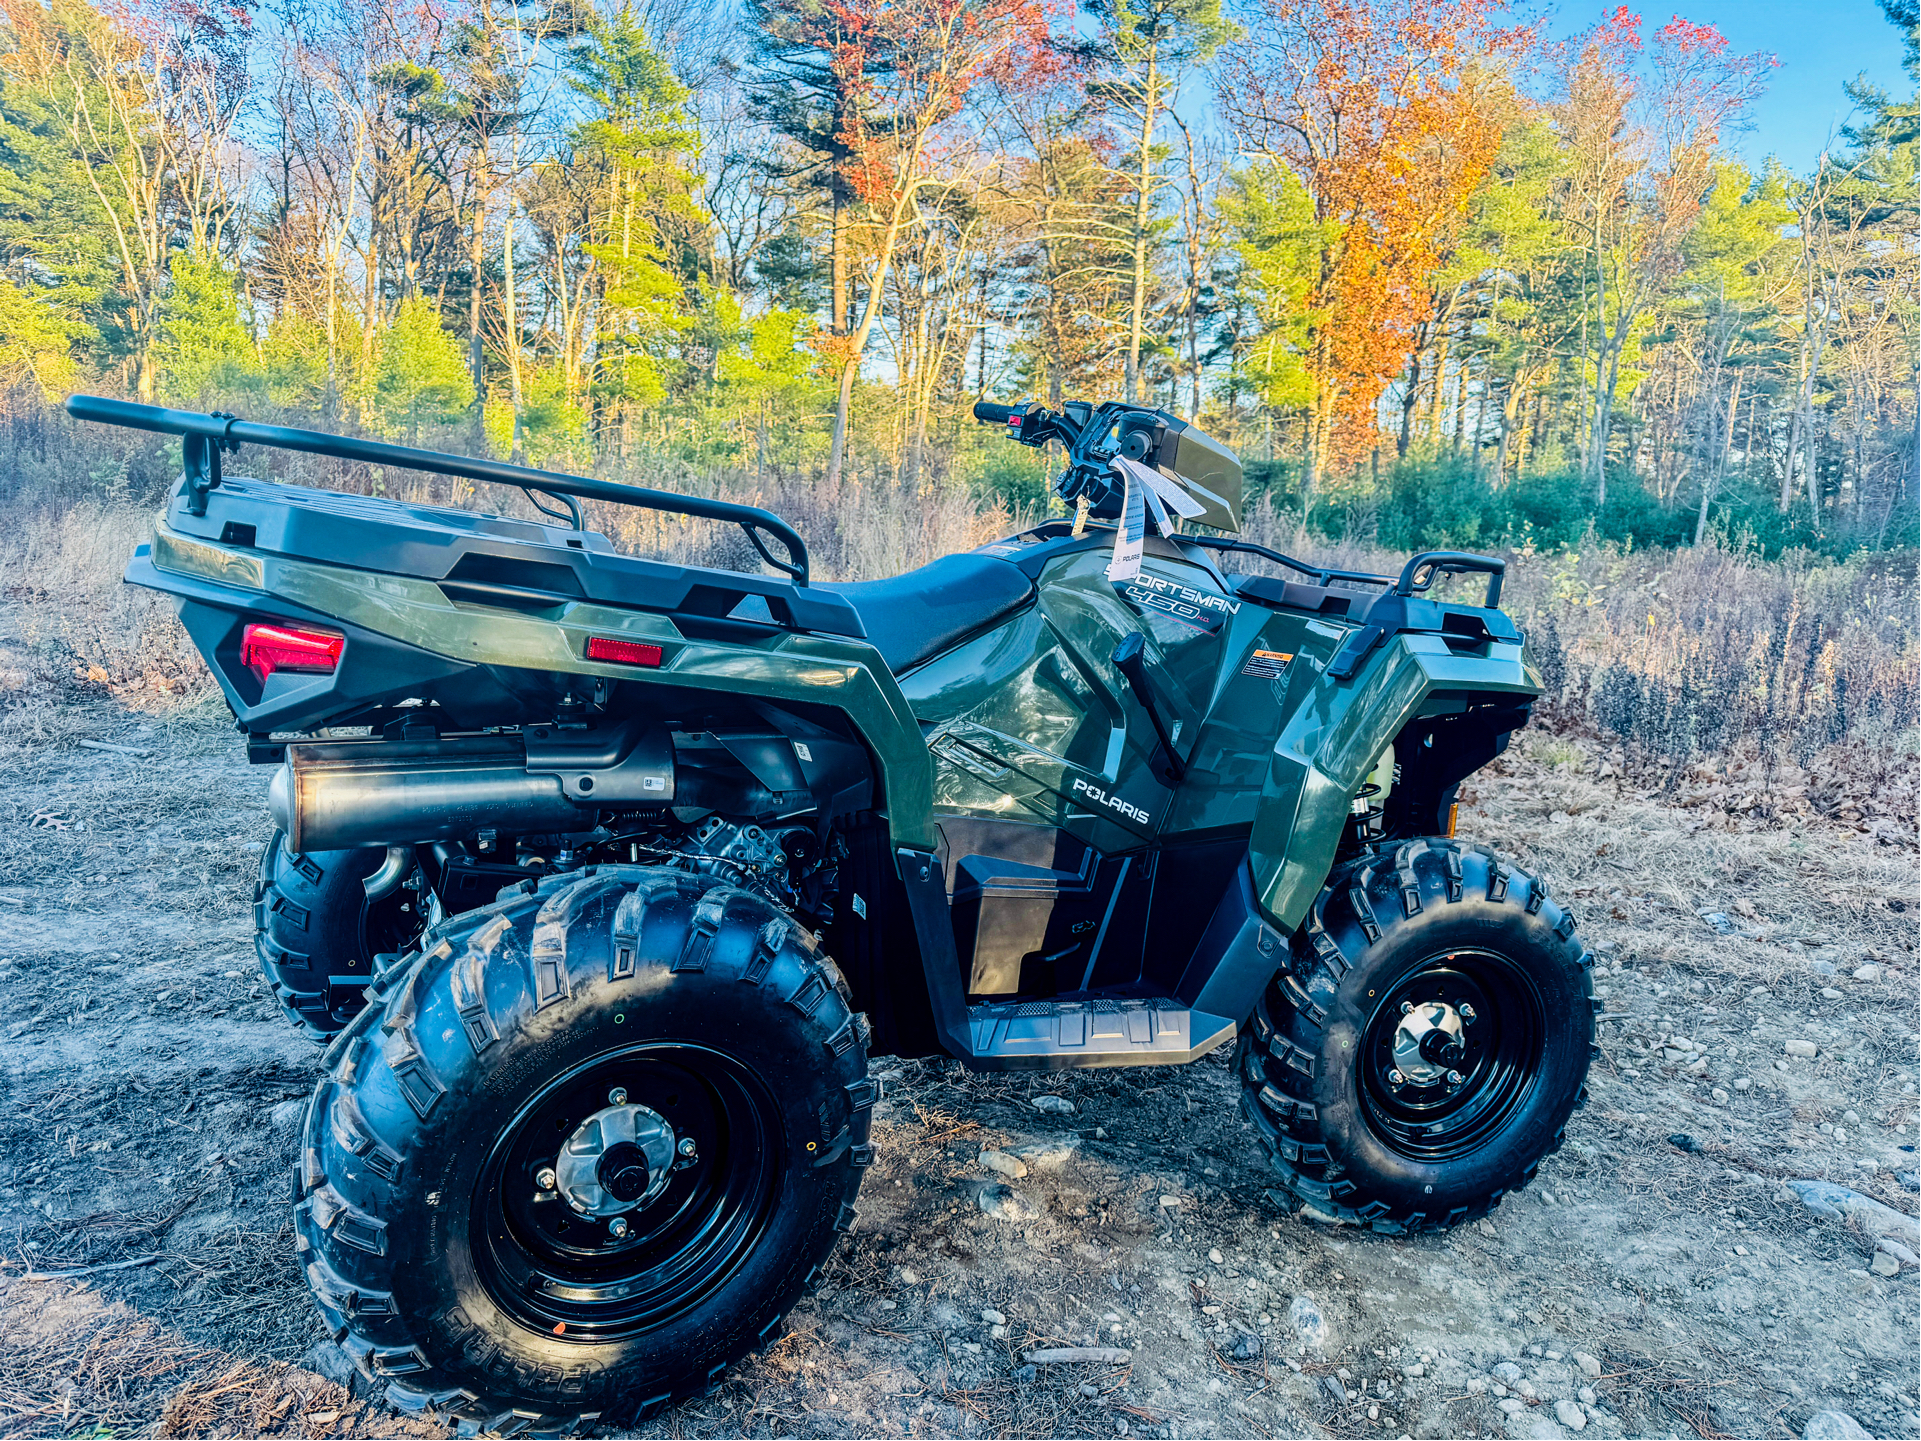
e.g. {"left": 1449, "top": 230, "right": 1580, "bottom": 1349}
{"left": 473, "top": 1044, "right": 782, "bottom": 1340}
{"left": 1357, "top": 948, "right": 1546, "bottom": 1163}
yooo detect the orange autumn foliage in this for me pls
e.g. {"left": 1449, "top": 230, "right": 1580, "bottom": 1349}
{"left": 822, "top": 0, "right": 1059, "bottom": 208}
{"left": 1222, "top": 0, "right": 1527, "bottom": 473}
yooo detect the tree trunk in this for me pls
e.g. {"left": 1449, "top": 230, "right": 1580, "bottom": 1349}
{"left": 823, "top": 133, "right": 923, "bottom": 491}
{"left": 502, "top": 200, "right": 524, "bottom": 463}
{"left": 826, "top": 357, "right": 858, "bottom": 488}
{"left": 1397, "top": 339, "right": 1423, "bottom": 458}
{"left": 1696, "top": 370, "right": 1741, "bottom": 546}
{"left": 469, "top": 195, "right": 487, "bottom": 453}
{"left": 830, "top": 123, "right": 849, "bottom": 337}
{"left": 1591, "top": 329, "right": 1619, "bottom": 508}
{"left": 1449, "top": 339, "right": 1470, "bottom": 456}
{"left": 1424, "top": 315, "right": 1454, "bottom": 444}
{"left": 1124, "top": 50, "right": 1160, "bottom": 405}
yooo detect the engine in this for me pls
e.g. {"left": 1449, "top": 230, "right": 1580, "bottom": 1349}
{"left": 267, "top": 709, "right": 869, "bottom": 934}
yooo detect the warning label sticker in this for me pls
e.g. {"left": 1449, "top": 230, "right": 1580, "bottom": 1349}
{"left": 1241, "top": 648, "right": 1295, "bottom": 679}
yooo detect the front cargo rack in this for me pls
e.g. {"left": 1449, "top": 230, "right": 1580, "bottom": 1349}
{"left": 66, "top": 394, "right": 811, "bottom": 585}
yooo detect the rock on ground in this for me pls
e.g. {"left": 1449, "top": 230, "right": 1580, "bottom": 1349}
{"left": 1802, "top": 1410, "right": 1874, "bottom": 1440}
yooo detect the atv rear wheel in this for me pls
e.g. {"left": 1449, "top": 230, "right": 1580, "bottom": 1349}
{"left": 1239, "top": 839, "right": 1593, "bottom": 1233}
{"left": 255, "top": 831, "right": 422, "bottom": 1041}
{"left": 294, "top": 866, "right": 874, "bottom": 1431}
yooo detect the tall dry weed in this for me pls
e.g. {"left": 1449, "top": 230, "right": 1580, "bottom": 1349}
{"left": 0, "top": 503, "right": 209, "bottom": 711}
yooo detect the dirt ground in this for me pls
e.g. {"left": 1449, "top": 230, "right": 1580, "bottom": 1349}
{"left": 1, "top": 685, "right": 1917, "bottom": 1441}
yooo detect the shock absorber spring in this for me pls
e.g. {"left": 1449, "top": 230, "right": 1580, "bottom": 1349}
{"left": 1349, "top": 780, "right": 1385, "bottom": 844}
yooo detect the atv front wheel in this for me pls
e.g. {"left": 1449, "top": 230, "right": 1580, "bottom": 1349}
{"left": 255, "top": 831, "right": 422, "bottom": 1040}
{"left": 1240, "top": 839, "right": 1592, "bottom": 1233}
{"left": 295, "top": 867, "right": 874, "bottom": 1431}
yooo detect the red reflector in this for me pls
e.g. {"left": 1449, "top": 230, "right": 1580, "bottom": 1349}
{"left": 586, "top": 636, "right": 663, "bottom": 667}
{"left": 240, "top": 622, "right": 343, "bottom": 683}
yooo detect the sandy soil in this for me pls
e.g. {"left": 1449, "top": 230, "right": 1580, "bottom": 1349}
{"left": 1, "top": 694, "right": 1916, "bottom": 1441}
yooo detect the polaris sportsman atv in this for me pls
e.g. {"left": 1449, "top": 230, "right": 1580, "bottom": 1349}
{"left": 75, "top": 390, "right": 1594, "bottom": 1432}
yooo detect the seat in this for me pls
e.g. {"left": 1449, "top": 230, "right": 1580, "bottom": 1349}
{"left": 822, "top": 552, "right": 1035, "bottom": 673}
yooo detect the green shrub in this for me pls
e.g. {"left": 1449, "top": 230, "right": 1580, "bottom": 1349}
{"left": 971, "top": 441, "right": 1056, "bottom": 516}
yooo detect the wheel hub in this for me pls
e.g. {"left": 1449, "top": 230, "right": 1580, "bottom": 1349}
{"left": 1391, "top": 1000, "right": 1467, "bottom": 1086}
{"left": 555, "top": 1103, "right": 677, "bottom": 1217}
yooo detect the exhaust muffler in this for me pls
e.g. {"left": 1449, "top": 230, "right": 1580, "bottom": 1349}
{"left": 270, "top": 725, "right": 674, "bottom": 852}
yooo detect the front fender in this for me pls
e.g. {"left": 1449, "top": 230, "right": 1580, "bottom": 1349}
{"left": 1248, "top": 632, "right": 1541, "bottom": 931}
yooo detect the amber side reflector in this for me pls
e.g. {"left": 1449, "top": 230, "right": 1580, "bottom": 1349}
{"left": 240, "top": 622, "right": 344, "bottom": 683}
{"left": 1446, "top": 802, "right": 1460, "bottom": 837}
{"left": 585, "top": 636, "right": 663, "bottom": 667}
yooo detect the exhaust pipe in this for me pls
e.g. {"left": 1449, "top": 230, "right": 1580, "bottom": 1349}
{"left": 271, "top": 739, "right": 586, "bottom": 852}
{"left": 362, "top": 846, "right": 414, "bottom": 899}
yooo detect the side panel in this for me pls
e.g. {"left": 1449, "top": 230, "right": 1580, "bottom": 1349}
{"left": 1160, "top": 605, "right": 1346, "bottom": 836}
{"left": 901, "top": 545, "right": 1235, "bottom": 855}
{"left": 1248, "top": 633, "right": 1542, "bottom": 930}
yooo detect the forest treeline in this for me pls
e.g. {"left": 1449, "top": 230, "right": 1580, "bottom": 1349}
{"left": 0, "top": 0, "right": 1914, "bottom": 557}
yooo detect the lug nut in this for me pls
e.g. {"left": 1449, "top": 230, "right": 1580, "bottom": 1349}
{"left": 1388, "top": 1069, "right": 1406, "bottom": 1086}
{"left": 1400, "top": 1001, "right": 1414, "bottom": 1014}
{"left": 608, "top": 1087, "right": 628, "bottom": 1105}
{"left": 535, "top": 1167, "right": 557, "bottom": 1191}
{"left": 608, "top": 1216, "right": 630, "bottom": 1239}
{"left": 1446, "top": 1070, "right": 1464, "bottom": 1085}
{"left": 1459, "top": 1004, "right": 1476, "bottom": 1021}
{"left": 677, "top": 1137, "right": 697, "bottom": 1158}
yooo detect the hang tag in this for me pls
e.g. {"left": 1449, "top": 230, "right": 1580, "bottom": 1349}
{"left": 1105, "top": 462, "right": 1146, "bottom": 581}
{"left": 1114, "top": 455, "right": 1205, "bottom": 520}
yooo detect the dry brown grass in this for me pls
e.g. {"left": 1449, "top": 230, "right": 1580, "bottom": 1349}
{"left": 0, "top": 1276, "right": 438, "bottom": 1440}
{"left": 0, "top": 503, "right": 211, "bottom": 712}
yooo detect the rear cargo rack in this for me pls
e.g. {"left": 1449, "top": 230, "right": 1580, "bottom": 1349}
{"left": 66, "top": 395, "right": 811, "bottom": 585}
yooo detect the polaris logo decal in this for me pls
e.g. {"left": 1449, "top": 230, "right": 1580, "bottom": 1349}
{"left": 1070, "top": 776, "right": 1152, "bottom": 826}
{"left": 1121, "top": 573, "right": 1239, "bottom": 637}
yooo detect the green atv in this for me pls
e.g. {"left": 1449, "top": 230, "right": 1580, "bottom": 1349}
{"left": 77, "top": 391, "right": 1593, "bottom": 1431}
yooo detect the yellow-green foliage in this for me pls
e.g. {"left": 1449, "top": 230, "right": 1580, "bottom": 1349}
{"left": 373, "top": 297, "right": 475, "bottom": 439}
{"left": 1218, "top": 161, "right": 1323, "bottom": 411}
{"left": 0, "top": 277, "right": 82, "bottom": 397}
{"left": 156, "top": 253, "right": 258, "bottom": 401}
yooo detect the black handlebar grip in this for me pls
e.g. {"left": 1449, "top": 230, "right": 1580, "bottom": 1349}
{"left": 973, "top": 400, "right": 1019, "bottom": 425}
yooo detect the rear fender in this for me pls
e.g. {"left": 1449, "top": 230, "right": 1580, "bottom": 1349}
{"left": 136, "top": 520, "right": 939, "bottom": 852}
{"left": 1249, "top": 632, "right": 1540, "bottom": 931}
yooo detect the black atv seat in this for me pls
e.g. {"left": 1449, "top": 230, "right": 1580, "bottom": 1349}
{"left": 823, "top": 553, "right": 1035, "bottom": 673}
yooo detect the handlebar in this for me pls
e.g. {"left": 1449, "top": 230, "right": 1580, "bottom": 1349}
{"left": 1395, "top": 550, "right": 1505, "bottom": 608}
{"left": 973, "top": 400, "right": 1021, "bottom": 425}
{"left": 66, "top": 393, "right": 812, "bottom": 585}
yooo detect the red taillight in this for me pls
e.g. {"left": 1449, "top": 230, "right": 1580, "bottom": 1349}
{"left": 586, "top": 636, "right": 663, "bottom": 667}
{"left": 241, "top": 622, "right": 344, "bottom": 683}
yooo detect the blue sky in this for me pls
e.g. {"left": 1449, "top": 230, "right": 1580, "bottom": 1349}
{"left": 1547, "top": 0, "right": 1910, "bottom": 173}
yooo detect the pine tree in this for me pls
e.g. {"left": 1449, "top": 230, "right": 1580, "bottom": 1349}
{"left": 374, "top": 296, "right": 475, "bottom": 438}
{"left": 1080, "top": 0, "right": 1239, "bottom": 403}
{"left": 1217, "top": 160, "right": 1320, "bottom": 413}
{"left": 566, "top": 5, "right": 704, "bottom": 417}
{"left": 156, "top": 252, "right": 260, "bottom": 401}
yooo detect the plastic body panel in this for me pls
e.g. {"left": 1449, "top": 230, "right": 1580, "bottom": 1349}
{"left": 1247, "top": 632, "right": 1540, "bottom": 931}
{"left": 133, "top": 517, "right": 939, "bottom": 852}
{"left": 902, "top": 536, "right": 1239, "bottom": 854}
{"left": 157, "top": 474, "right": 860, "bottom": 634}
